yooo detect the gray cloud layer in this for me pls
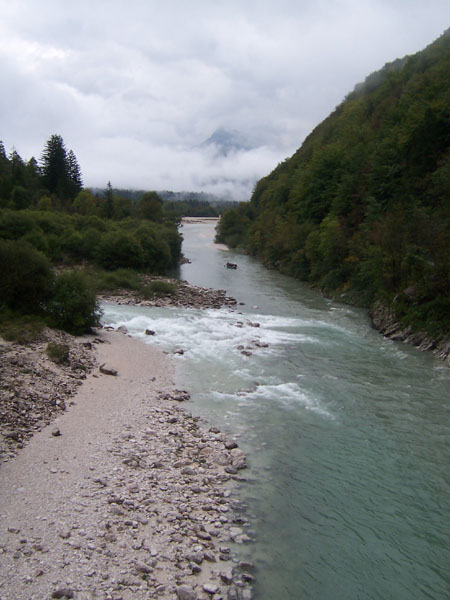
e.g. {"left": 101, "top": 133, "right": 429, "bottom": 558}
{"left": 1, "top": 0, "right": 448, "bottom": 198}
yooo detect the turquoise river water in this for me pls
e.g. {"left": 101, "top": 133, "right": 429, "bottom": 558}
{"left": 102, "top": 220, "right": 450, "bottom": 600}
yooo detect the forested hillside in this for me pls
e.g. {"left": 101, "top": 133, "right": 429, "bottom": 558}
{"left": 216, "top": 29, "right": 450, "bottom": 338}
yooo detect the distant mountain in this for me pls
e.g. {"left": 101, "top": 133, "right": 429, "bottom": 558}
{"left": 200, "top": 127, "right": 253, "bottom": 156}
{"left": 216, "top": 29, "right": 450, "bottom": 342}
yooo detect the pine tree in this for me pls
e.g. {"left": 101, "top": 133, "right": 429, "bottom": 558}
{"left": 67, "top": 149, "right": 83, "bottom": 197}
{"left": 9, "top": 148, "right": 25, "bottom": 185}
{"left": 103, "top": 181, "right": 114, "bottom": 219}
{"left": 40, "top": 134, "right": 69, "bottom": 199}
{"left": 40, "top": 135, "right": 83, "bottom": 205}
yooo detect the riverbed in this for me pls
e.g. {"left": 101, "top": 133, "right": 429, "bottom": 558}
{"left": 102, "top": 220, "right": 450, "bottom": 600}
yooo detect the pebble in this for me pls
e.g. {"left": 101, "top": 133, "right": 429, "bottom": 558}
{"left": 203, "top": 582, "right": 220, "bottom": 594}
{"left": 176, "top": 585, "right": 197, "bottom": 600}
{"left": 51, "top": 588, "right": 74, "bottom": 599}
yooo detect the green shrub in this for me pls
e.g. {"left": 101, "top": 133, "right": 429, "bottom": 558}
{"left": 81, "top": 267, "right": 142, "bottom": 293}
{"left": 0, "top": 210, "right": 36, "bottom": 240}
{"left": 134, "top": 224, "right": 172, "bottom": 273}
{"left": 0, "top": 239, "right": 54, "bottom": 313}
{"left": 98, "top": 268, "right": 142, "bottom": 291}
{"left": 140, "top": 280, "right": 177, "bottom": 298}
{"left": 96, "top": 231, "right": 144, "bottom": 270}
{"left": 47, "top": 271, "right": 101, "bottom": 334}
{"left": 46, "top": 342, "right": 70, "bottom": 364}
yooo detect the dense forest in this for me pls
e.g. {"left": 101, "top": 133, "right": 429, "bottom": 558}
{"left": 216, "top": 29, "right": 450, "bottom": 338}
{"left": 0, "top": 134, "right": 182, "bottom": 335}
{"left": 91, "top": 188, "right": 237, "bottom": 218}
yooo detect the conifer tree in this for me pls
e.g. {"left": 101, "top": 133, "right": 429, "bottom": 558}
{"left": 103, "top": 181, "right": 114, "bottom": 219}
{"left": 40, "top": 134, "right": 69, "bottom": 199}
{"left": 9, "top": 149, "right": 25, "bottom": 185}
{"left": 40, "top": 134, "right": 83, "bottom": 204}
{"left": 67, "top": 149, "right": 83, "bottom": 197}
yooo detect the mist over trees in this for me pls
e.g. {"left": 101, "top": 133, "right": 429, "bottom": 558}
{"left": 216, "top": 29, "right": 450, "bottom": 337}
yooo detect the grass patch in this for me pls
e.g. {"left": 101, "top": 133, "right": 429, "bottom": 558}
{"left": 140, "top": 280, "right": 178, "bottom": 299}
{"left": 0, "top": 309, "right": 46, "bottom": 344}
{"left": 82, "top": 267, "right": 142, "bottom": 293}
{"left": 46, "top": 342, "right": 70, "bottom": 364}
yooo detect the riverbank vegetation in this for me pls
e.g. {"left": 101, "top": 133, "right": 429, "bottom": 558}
{"left": 216, "top": 29, "right": 450, "bottom": 339}
{"left": 0, "top": 134, "right": 182, "bottom": 336}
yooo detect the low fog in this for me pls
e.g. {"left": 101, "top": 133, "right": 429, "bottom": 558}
{"left": 1, "top": 0, "right": 448, "bottom": 199}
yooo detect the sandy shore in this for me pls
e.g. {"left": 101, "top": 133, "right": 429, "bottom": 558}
{"left": 0, "top": 330, "right": 253, "bottom": 600}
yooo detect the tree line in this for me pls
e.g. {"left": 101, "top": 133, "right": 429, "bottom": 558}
{"left": 0, "top": 134, "right": 182, "bottom": 335}
{"left": 216, "top": 29, "right": 450, "bottom": 338}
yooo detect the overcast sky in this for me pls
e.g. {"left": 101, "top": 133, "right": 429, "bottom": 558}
{"left": 1, "top": 1, "right": 448, "bottom": 199}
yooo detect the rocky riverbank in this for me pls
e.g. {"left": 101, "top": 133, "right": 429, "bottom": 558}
{"left": 0, "top": 328, "right": 253, "bottom": 599}
{"left": 0, "top": 278, "right": 237, "bottom": 463}
{"left": 369, "top": 301, "right": 450, "bottom": 367}
{"left": 0, "top": 329, "right": 98, "bottom": 462}
{"left": 99, "top": 276, "right": 237, "bottom": 310}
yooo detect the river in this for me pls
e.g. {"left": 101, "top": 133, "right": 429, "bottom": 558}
{"left": 102, "top": 219, "right": 450, "bottom": 600}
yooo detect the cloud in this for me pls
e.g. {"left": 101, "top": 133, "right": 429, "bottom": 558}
{"left": 1, "top": 0, "right": 448, "bottom": 199}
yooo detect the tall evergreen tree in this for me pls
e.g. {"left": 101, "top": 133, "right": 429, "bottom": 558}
{"left": 0, "top": 143, "right": 12, "bottom": 202}
{"left": 103, "top": 181, "right": 114, "bottom": 219}
{"left": 40, "top": 135, "right": 83, "bottom": 205}
{"left": 9, "top": 149, "right": 25, "bottom": 185}
{"left": 67, "top": 149, "right": 83, "bottom": 197}
{"left": 40, "top": 134, "right": 70, "bottom": 201}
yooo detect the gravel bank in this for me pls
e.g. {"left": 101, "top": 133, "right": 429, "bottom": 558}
{"left": 0, "top": 331, "right": 253, "bottom": 600}
{"left": 98, "top": 277, "right": 237, "bottom": 311}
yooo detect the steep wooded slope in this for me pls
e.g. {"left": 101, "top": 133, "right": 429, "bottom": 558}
{"left": 217, "top": 29, "right": 450, "bottom": 338}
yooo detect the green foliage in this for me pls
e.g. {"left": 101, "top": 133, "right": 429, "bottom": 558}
{"left": 37, "top": 195, "right": 53, "bottom": 211}
{"left": 215, "top": 203, "right": 255, "bottom": 248}
{"left": 137, "top": 191, "right": 163, "bottom": 221}
{"left": 40, "top": 134, "right": 82, "bottom": 205}
{"left": 102, "top": 181, "right": 114, "bottom": 219}
{"left": 0, "top": 240, "right": 54, "bottom": 313}
{"left": 134, "top": 223, "right": 172, "bottom": 273}
{"left": 85, "top": 268, "right": 142, "bottom": 292}
{"left": 96, "top": 230, "right": 145, "bottom": 270}
{"left": 72, "top": 190, "right": 97, "bottom": 215}
{"left": 0, "top": 135, "right": 183, "bottom": 336}
{"left": 217, "top": 29, "right": 450, "bottom": 338}
{"left": 46, "top": 342, "right": 70, "bottom": 364}
{"left": 163, "top": 198, "right": 219, "bottom": 218}
{"left": 140, "top": 280, "right": 177, "bottom": 298}
{"left": 46, "top": 271, "right": 101, "bottom": 335}
{"left": 0, "top": 135, "right": 183, "bottom": 278}
{"left": 0, "top": 208, "right": 182, "bottom": 273}
{"left": 0, "top": 309, "right": 46, "bottom": 344}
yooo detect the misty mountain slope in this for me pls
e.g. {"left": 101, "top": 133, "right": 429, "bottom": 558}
{"left": 200, "top": 127, "right": 254, "bottom": 156}
{"left": 216, "top": 29, "right": 450, "bottom": 338}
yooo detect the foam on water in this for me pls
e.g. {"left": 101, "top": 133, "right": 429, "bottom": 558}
{"left": 209, "top": 382, "right": 333, "bottom": 418}
{"left": 102, "top": 303, "right": 320, "bottom": 356}
{"left": 101, "top": 301, "right": 333, "bottom": 419}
